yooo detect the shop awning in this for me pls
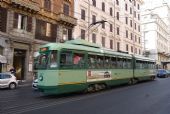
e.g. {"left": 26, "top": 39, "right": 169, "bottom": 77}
{"left": 0, "top": 55, "right": 7, "bottom": 63}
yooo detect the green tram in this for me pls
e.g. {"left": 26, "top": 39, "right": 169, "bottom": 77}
{"left": 36, "top": 39, "right": 156, "bottom": 95}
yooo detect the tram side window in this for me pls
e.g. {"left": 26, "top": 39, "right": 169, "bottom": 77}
{"left": 152, "top": 63, "right": 155, "bottom": 69}
{"left": 60, "top": 51, "right": 72, "bottom": 68}
{"left": 104, "top": 56, "right": 111, "bottom": 68}
{"left": 141, "top": 61, "right": 144, "bottom": 69}
{"left": 49, "top": 51, "right": 58, "bottom": 68}
{"left": 148, "top": 63, "right": 151, "bottom": 69}
{"left": 117, "top": 58, "right": 123, "bottom": 68}
{"left": 136, "top": 60, "right": 140, "bottom": 69}
{"left": 88, "top": 55, "right": 96, "bottom": 69}
{"left": 122, "top": 58, "right": 128, "bottom": 69}
{"left": 73, "top": 53, "right": 85, "bottom": 68}
{"left": 149, "top": 62, "right": 154, "bottom": 69}
{"left": 144, "top": 62, "right": 148, "bottom": 69}
{"left": 136, "top": 61, "right": 138, "bottom": 68}
{"left": 96, "top": 55, "right": 104, "bottom": 68}
{"left": 125, "top": 59, "right": 132, "bottom": 69}
{"left": 141, "top": 61, "right": 148, "bottom": 69}
{"left": 111, "top": 57, "right": 117, "bottom": 68}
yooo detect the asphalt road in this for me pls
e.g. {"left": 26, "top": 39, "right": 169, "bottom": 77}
{"left": 1, "top": 78, "right": 170, "bottom": 114}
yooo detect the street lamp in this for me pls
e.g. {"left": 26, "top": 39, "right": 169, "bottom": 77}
{"left": 87, "top": 20, "right": 108, "bottom": 39}
{"left": 89, "top": 20, "right": 107, "bottom": 28}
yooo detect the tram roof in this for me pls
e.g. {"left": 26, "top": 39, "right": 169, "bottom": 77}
{"left": 134, "top": 55, "right": 155, "bottom": 62}
{"left": 40, "top": 39, "right": 154, "bottom": 61}
{"left": 40, "top": 41, "right": 132, "bottom": 58}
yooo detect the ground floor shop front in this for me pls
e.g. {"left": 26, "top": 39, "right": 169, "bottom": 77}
{"left": 0, "top": 34, "right": 33, "bottom": 81}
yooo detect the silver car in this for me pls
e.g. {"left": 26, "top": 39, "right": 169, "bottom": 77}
{"left": 32, "top": 79, "right": 38, "bottom": 90}
{"left": 0, "top": 73, "right": 18, "bottom": 89}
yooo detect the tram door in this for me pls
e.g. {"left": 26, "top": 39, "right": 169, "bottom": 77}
{"left": 13, "top": 49, "right": 26, "bottom": 80}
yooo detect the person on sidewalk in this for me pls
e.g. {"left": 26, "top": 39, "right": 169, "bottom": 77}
{"left": 9, "top": 66, "right": 16, "bottom": 75}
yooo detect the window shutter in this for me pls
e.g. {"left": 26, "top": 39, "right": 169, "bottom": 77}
{"left": 68, "top": 29, "right": 72, "bottom": 40}
{"left": 0, "top": 7, "right": 7, "bottom": 32}
{"left": 35, "top": 19, "right": 42, "bottom": 40}
{"left": 27, "top": 16, "right": 32, "bottom": 32}
{"left": 51, "top": 24, "right": 57, "bottom": 42}
{"left": 13, "top": 13, "right": 18, "bottom": 28}
{"left": 44, "top": 0, "right": 51, "bottom": 11}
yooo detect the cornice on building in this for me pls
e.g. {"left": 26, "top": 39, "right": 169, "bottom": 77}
{"left": 0, "top": 0, "right": 40, "bottom": 13}
{"left": 0, "top": 0, "right": 77, "bottom": 27}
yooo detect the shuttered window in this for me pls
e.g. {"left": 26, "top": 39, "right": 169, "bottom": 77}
{"left": 81, "top": 29, "right": 85, "bottom": 40}
{"left": 102, "top": 37, "right": 105, "bottom": 47}
{"left": 13, "top": 13, "right": 18, "bottom": 29}
{"left": 110, "top": 40, "right": 113, "bottom": 49}
{"left": 68, "top": 29, "right": 72, "bottom": 40}
{"left": 92, "top": 33, "right": 96, "bottom": 43}
{"left": 27, "top": 17, "right": 32, "bottom": 32}
{"left": 44, "top": 0, "right": 51, "bottom": 11}
{"left": 13, "top": 13, "right": 32, "bottom": 32}
{"left": 35, "top": 19, "right": 57, "bottom": 42}
{"left": 81, "top": 9, "right": 85, "bottom": 20}
{"left": 63, "top": 4, "right": 69, "bottom": 15}
{"left": 0, "top": 7, "right": 7, "bottom": 32}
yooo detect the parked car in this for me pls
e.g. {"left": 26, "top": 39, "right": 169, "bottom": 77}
{"left": 32, "top": 78, "right": 38, "bottom": 90}
{"left": 157, "top": 69, "right": 169, "bottom": 78}
{"left": 0, "top": 73, "right": 18, "bottom": 89}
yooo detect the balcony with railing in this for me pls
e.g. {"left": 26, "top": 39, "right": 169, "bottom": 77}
{"left": 56, "top": 13, "right": 77, "bottom": 26}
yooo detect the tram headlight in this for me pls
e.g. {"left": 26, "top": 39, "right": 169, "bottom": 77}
{"left": 39, "top": 74, "right": 43, "bottom": 81}
{"left": 39, "top": 76, "right": 43, "bottom": 81}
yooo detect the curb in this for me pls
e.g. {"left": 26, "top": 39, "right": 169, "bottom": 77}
{"left": 18, "top": 83, "right": 32, "bottom": 87}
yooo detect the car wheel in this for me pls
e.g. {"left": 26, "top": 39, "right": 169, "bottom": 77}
{"left": 9, "top": 83, "right": 16, "bottom": 89}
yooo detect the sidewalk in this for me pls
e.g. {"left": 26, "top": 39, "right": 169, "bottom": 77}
{"left": 17, "top": 80, "right": 32, "bottom": 87}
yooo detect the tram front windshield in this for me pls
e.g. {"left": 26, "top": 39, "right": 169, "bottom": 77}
{"left": 37, "top": 51, "right": 58, "bottom": 69}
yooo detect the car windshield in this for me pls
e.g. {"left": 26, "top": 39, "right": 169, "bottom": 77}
{"left": 158, "top": 70, "right": 166, "bottom": 73}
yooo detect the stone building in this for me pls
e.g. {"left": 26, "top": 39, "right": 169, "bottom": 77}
{"left": 141, "top": 0, "right": 170, "bottom": 69}
{"left": 0, "top": 0, "right": 76, "bottom": 81}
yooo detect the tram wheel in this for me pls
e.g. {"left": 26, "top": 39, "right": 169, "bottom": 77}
{"left": 128, "top": 79, "right": 134, "bottom": 85}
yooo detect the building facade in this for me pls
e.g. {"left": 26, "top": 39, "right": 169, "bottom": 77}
{"left": 141, "top": 0, "right": 170, "bottom": 69}
{"left": 74, "top": 0, "right": 143, "bottom": 55}
{"left": 0, "top": 0, "right": 76, "bottom": 81}
{"left": 141, "top": 13, "right": 169, "bottom": 67}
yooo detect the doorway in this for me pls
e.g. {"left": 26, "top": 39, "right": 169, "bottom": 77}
{"left": 13, "top": 49, "right": 26, "bottom": 80}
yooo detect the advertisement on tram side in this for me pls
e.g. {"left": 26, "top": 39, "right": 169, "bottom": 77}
{"left": 87, "top": 70, "right": 112, "bottom": 82}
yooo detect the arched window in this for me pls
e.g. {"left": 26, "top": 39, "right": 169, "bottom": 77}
{"left": 44, "top": 0, "right": 51, "bottom": 11}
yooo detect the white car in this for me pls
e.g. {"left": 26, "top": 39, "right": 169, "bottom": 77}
{"left": 0, "top": 73, "right": 18, "bottom": 89}
{"left": 32, "top": 79, "right": 38, "bottom": 90}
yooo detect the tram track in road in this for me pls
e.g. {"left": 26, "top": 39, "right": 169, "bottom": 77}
{"left": 2, "top": 88, "right": 118, "bottom": 114}
{"left": 0, "top": 92, "right": 41, "bottom": 105}
{"left": 1, "top": 80, "right": 158, "bottom": 114}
